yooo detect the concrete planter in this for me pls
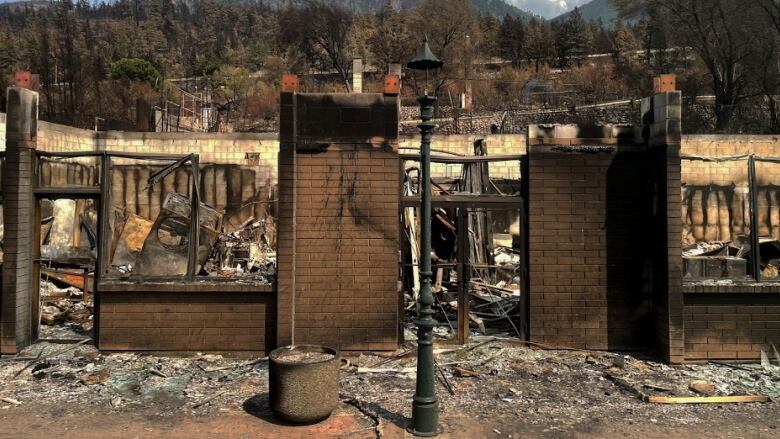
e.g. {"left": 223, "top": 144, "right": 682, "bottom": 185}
{"left": 269, "top": 345, "right": 340, "bottom": 423}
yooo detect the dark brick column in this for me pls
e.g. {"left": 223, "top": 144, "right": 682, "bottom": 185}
{"left": 526, "top": 125, "right": 653, "bottom": 351}
{"left": 1, "top": 88, "right": 38, "bottom": 355}
{"left": 642, "top": 91, "right": 684, "bottom": 363}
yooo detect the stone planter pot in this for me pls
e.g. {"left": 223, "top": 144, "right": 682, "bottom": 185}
{"left": 269, "top": 345, "right": 340, "bottom": 423}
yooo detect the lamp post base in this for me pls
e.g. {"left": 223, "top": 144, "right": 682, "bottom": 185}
{"left": 407, "top": 426, "right": 443, "bottom": 437}
{"left": 410, "top": 394, "right": 440, "bottom": 436}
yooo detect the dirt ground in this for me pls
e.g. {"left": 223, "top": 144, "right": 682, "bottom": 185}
{"left": 0, "top": 398, "right": 778, "bottom": 439}
{"left": 1, "top": 337, "right": 779, "bottom": 439}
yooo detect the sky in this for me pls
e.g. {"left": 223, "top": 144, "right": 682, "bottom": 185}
{"left": 506, "top": 0, "right": 590, "bottom": 18}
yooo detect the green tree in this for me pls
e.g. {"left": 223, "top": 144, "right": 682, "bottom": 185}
{"left": 109, "top": 58, "right": 161, "bottom": 85}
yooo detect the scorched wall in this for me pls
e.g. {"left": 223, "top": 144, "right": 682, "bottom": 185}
{"left": 276, "top": 92, "right": 400, "bottom": 351}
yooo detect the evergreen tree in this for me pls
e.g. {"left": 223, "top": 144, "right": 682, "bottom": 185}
{"left": 497, "top": 14, "right": 524, "bottom": 67}
{"left": 555, "top": 7, "right": 591, "bottom": 67}
{"left": 369, "top": 0, "right": 415, "bottom": 70}
{"left": 523, "top": 19, "right": 553, "bottom": 73}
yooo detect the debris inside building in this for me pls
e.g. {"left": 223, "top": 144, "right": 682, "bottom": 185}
{"left": 400, "top": 139, "right": 525, "bottom": 341}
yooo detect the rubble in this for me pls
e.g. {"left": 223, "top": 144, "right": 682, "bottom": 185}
{"left": 682, "top": 234, "right": 780, "bottom": 282}
{"left": 110, "top": 213, "right": 154, "bottom": 271}
{"left": 0, "top": 338, "right": 777, "bottom": 435}
{"left": 203, "top": 217, "right": 277, "bottom": 279}
{"left": 39, "top": 280, "right": 93, "bottom": 333}
{"left": 133, "top": 192, "right": 222, "bottom": 277}
{"left": 689, "top": 380, "right": 717, "bottom": 395}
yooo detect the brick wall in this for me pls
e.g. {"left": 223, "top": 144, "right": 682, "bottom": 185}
{"left": 682, "top": 291, "right": 780, "bottom": 360}
{"left": 680, "top": 136, "right": 780, "bottom": 362}
{"left": 19, "top": 125, "right": 281, "bottom": 234}
{"left": 527, "top": 140, "right": 653, "bottom": 350}
{"left": 99, "top": 286, "right": 275, "bottom": 352}
{"left": 293, "top": 148, "right": 398, "bottom": 350}
{"left": 277, "top": 92, "right": 399, "bottom": 351}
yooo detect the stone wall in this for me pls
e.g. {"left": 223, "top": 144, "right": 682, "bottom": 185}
{"left": 399, "top": 134, "right": 525, "bottom": 180}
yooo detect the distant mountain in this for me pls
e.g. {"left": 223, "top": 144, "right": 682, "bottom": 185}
{"left": 262, "top": 0, "right": 539, "bottom": 21}
{"left": 468, "top": 0, "right": 540, "bottom": 21}
{"left": 554, "top": 0, "right": 620, "bottom": 27}
{"left": 505, "top": 0, "right": 591, "bottom": 19}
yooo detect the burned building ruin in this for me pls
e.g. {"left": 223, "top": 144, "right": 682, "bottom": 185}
{"left": 0, "top": 80, "right": 778, "bottom": 363}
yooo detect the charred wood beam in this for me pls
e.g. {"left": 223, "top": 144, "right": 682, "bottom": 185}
{"left": 146, "top": 154, "right": 194, "bottom": 188}
{"left": 400, "top": 195, "right": 524, "bottom": 208}
{"left": 681, "top": 154, "right": 780, "bottom": 164}
{"left": 34, "top": 187, "right": 101, "bottom": 197}
{"left": 95, "top": 154, "right": 112, "bottom": 345}
{"left": 457, "top": 207, "right": 469, "bottom": 345}
{"left": 36, "top": 151, "right": 190, "bottom": 161}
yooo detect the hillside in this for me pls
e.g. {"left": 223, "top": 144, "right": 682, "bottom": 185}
{"left": 554, "top": 0, "right": 619, "bottom": 27}
{"left": 263, "top": 0, "right": 538, "bottom": 20}
{"left": 0, "top": 0, "right": 539, "bottom": 20}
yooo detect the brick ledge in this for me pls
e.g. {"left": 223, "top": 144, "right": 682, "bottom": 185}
{"left": 98, "top": 282, "right": 275, "bottom": 293}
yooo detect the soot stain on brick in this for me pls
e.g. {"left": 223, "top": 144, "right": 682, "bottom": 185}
{"left": 316, "top": 150, "right": 395, "bottom": 243}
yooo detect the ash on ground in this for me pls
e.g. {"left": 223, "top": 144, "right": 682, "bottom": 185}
{"left": 1, "top": 338, "right": 778, "bottom": 434}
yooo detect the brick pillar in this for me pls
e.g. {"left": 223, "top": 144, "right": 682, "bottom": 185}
{"left": 643, "top": 91, "right": 684, "bottom": 363}
{"left": 276, "top": 93, "right": 400, "bottom": 351}
{"left": 276, "top": 91, "right": 296, "bottom": 346}
{"left": 1, "top": 88, "right": 38, "bottom": 355}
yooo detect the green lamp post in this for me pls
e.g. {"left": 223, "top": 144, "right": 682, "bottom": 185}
{"left": 407, "top": 37, "right": 443, "bottom": 437}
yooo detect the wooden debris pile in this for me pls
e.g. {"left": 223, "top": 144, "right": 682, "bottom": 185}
{"left": 40, "top": 280, "right": 93, "bottom": 331}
